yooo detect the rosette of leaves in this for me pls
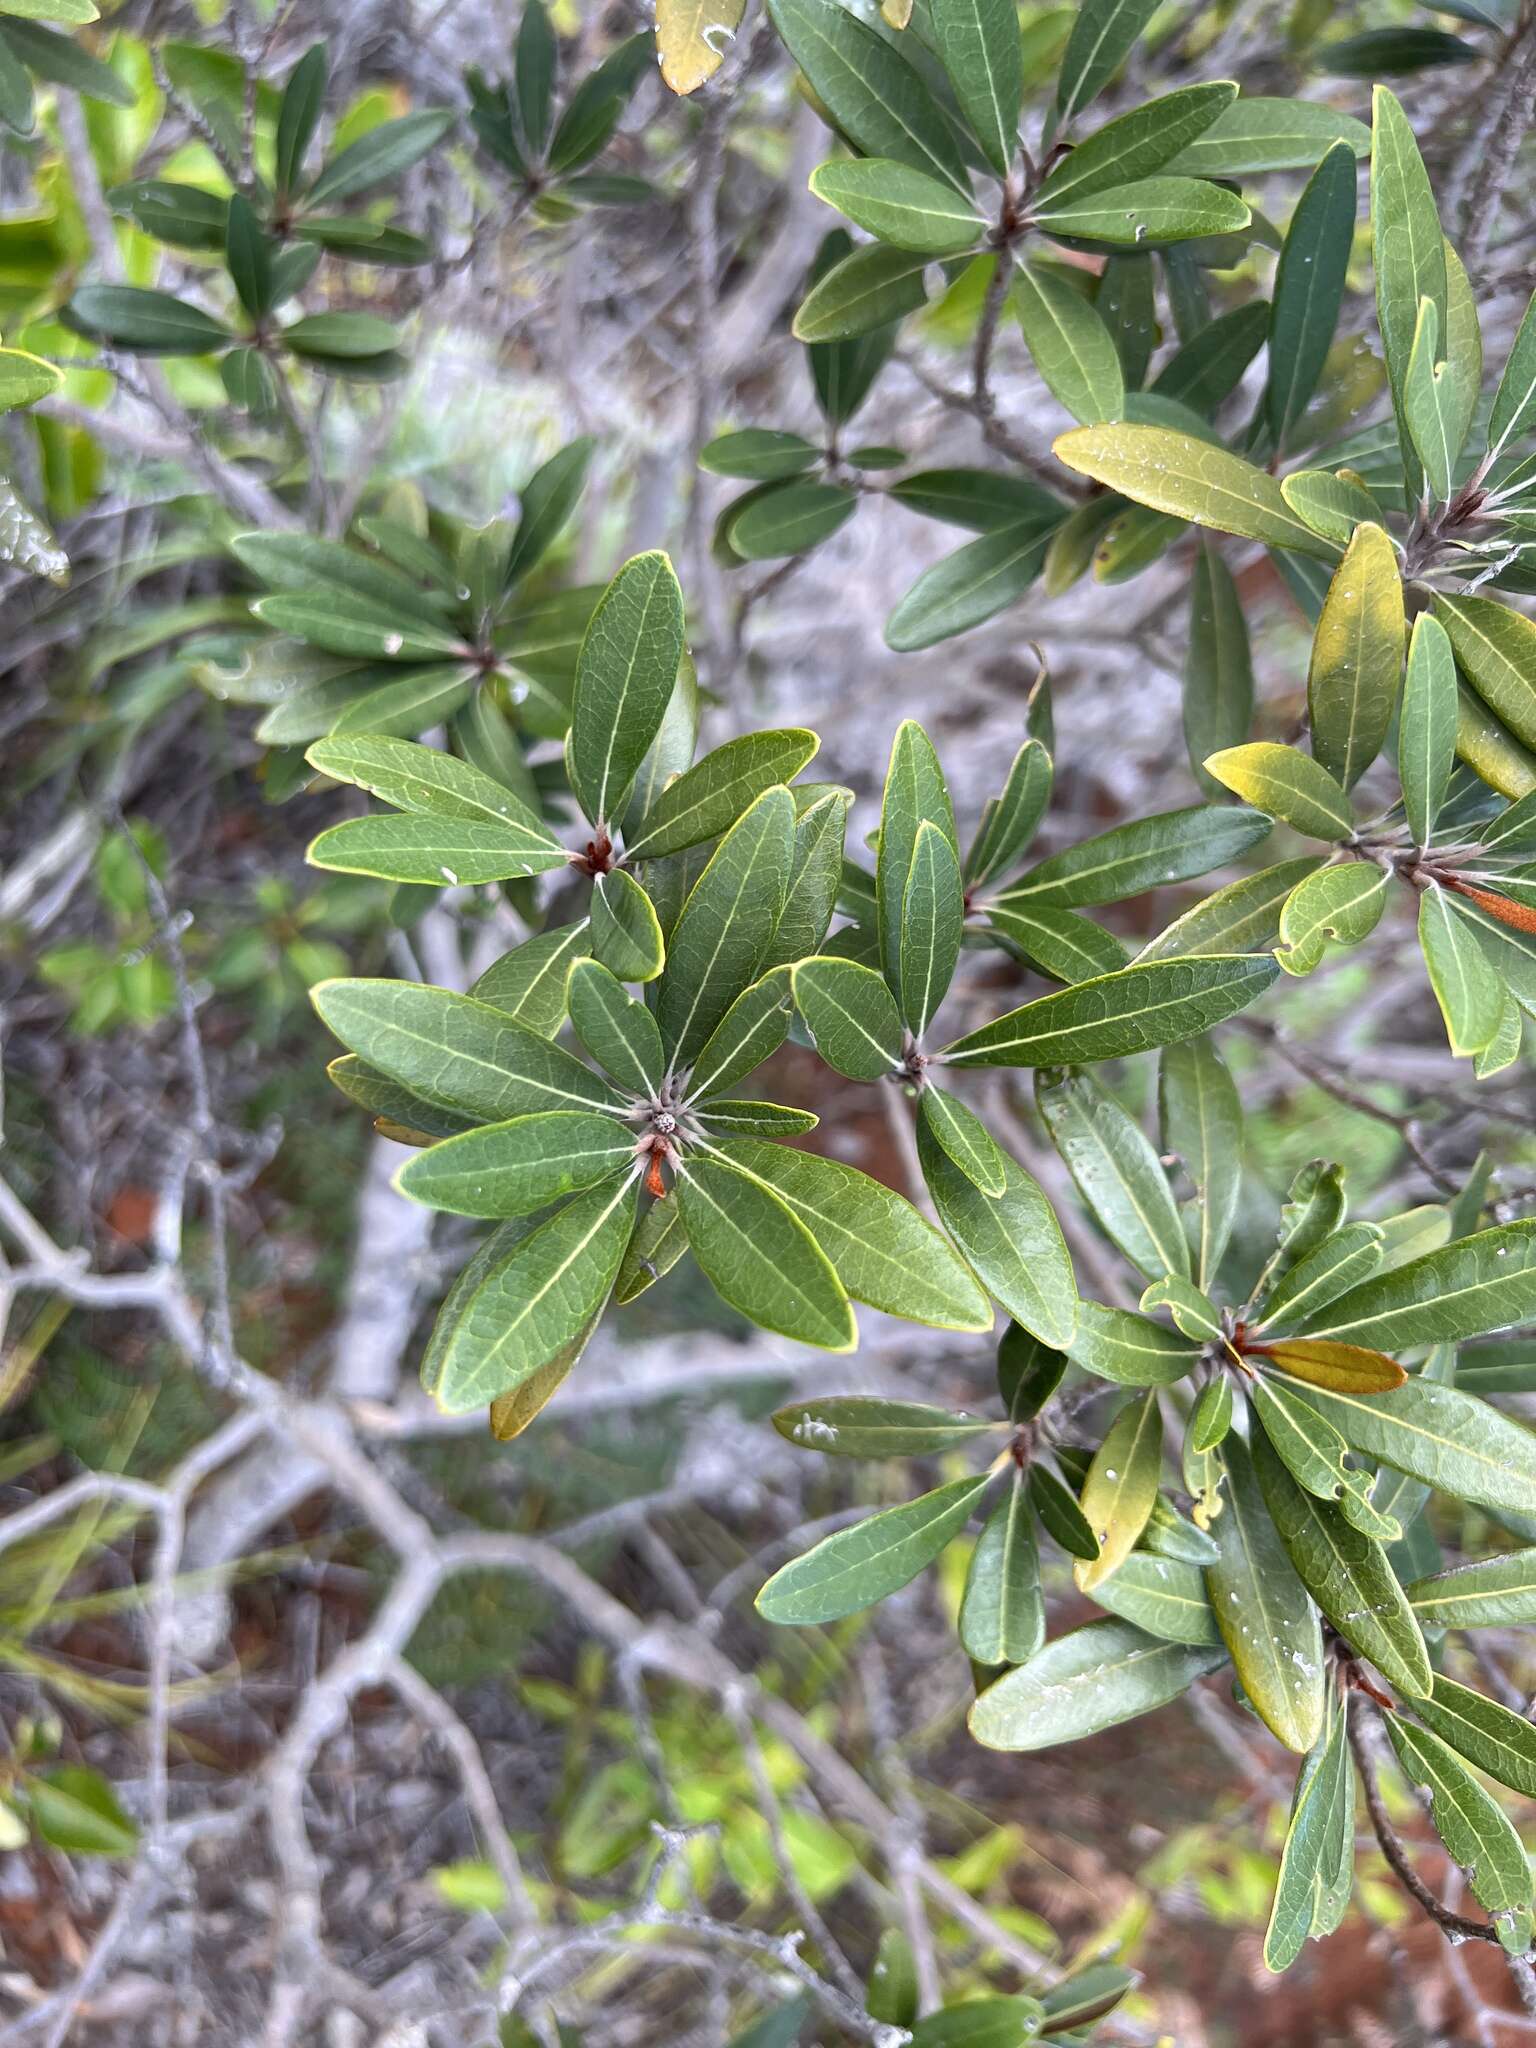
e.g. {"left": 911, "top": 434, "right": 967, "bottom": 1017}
{"left": 466, "top": 0, "right": 653, "bottom": 215}
{"left": 791, "top": 713, "right": 1278, "bottom": 1344}
{"left": 761, "top": 1044, "right": 1536, "bottom": 1968}
{"left": 0, "top": 0, "right": 134, "bottom": 139}
{"left": 1054, "top": 89, "right": 1536, "bottom": 811}
{"left": 306, "top": 550, "right": 1000, "bottom": 1426}
{"left": 697, "top": 0, "right": 1371, "bottom": 647}
{"left": 207, "top": 438, "right": 602, "bottom": 751}
{"left": 106, "top": 41, "right": 451, "bottom": 269}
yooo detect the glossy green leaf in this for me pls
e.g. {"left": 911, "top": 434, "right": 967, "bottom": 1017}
{"left": 1136, "top": 857, "right": 1325, "bottom": 962}
{"left": 793, "top": 242, "right": 931, "bottom": 343}
{"left": 1384, "top": 1715, "right": 1534, "bottom": 1953}
{"left": 1399, "top": 614, "right": 1458, "bottom": 846}
{"left": 626, "top": 730, "right": 817, "bottom": 860}
{"left": 307, "top": 108, "right": 455, "bottom": 206}
{"left": 758, "top": 1472, "right": 991, "bottom": 1623}
{"left": 63, "top": 284, "right": 231, "bottom": 355}
{"left": 1255, "top": 1223, "right": 1385, "bottom": 1336}
{"left": 1288, "top": 1373, "right": 1536, "bottom": 1519}
{"left": 1075, "top": 1389, "right": 1163, "bottom": 1591}
{"left": 1028, "top": 1461, "right": 1100, "bottom": 1559}
{"left": 1092, "top": 1550, "right": 1220, "bottom": 1646}
{"left": 928, "top": 0, "right": 1020, "bottom": 174}
{"left": 961, "top": 1472, "right": 1045, "bottom": 1665}
{"left": 1435, "top": 595, "right": 1536, "bottom": 754}
{"left": 791, "top": 955, "right": 903, "bottom": 1080}
{"left": 1420, "top": 884, "right": 1504, "bottom": 1057}
{"left": 901, "top": 819, "right": 965, "bottom": 1037}
{"left": 1056, "top": 0, "right": 1159, "bottom": 123}
{"left": 568, "top": 551, "right": 687, "bottom": 829}
{"left": 471, "top": 925, "right": 591, "bottom": 1040}
{"left": 1405, "top": 1549, "right": 1536, "bottom": 1628}
{"left": 1189, "top": 1373, "right": 1233, "bottom": 1453}
{"left": 768, "top": 0, "right": 969, "bottom": 190}
{"left": 1032, "top": 176, "right": 1249, "bottom": 246}
{"left": 677, "top": 1154, "right": 854, "bottom": 1350}
{"left": 970, "top": 1617, "right": 1225, "bottom": 1750}
{"left": 686, "top": 967, "right": 794, "bottom": 1097}
{"left": 27, "top": 1767, "right": 138, "bottom": 1857}
{"left": 997, "top": 1321, "right": 1067, "bottom": 1422}
{"left": 1412, "top": 1674, "right": 1536, "bottom": 1799}
{"left": 1276, "top": 861, "right": 1389, "bottom": 977}
{"left": 1053, "top": 424, "right": 1334, "bottom": 555}
{"left": 1266, "top": 141, "right": 1357, "bottom": 449}
{"left": 1157, "top": 1037, "right": 1242, "bottom": 1288}
{"left": 812, "top": 156, "right": 983, "bottom": 254}
{"left": 1307, "top": 1219, "right": 1536, "bottom": 1349}
{"left": 1252, "top": 1426, "right": 1432, "bottom": 1697}
{"left": 1263, "top": 1696, "right": 1351, "bottom": 1970}
{"left": 1014, "top": 262, "right": 1124, "bottom": 425}
{"left": 1164, "top": 97, "right": 1369, "bottom": 177}
{"left": 1371, "top": 85, "right": 1446, "bottom": 487}
{"left": 773, "top": 1396, "right": 1002, "bottom": 1457}
{"left": 1280, "top": 468, "right": 1384, "bottom": 547}
{"left": 1003, "top": 802, "right": 1270, "bottom": 910}
{"left": 1307, "top": 524, "right": 1405, "bottom": 791}
{"left": 916, "top": 1118, "right": 1076, "bottom": 1346}
{"left": 658, "top": 788, "right": 795, "bottom": 1064}
{"left": 274, "top": 41, "right": 325, "bottom": 196}
{"left": 877, "top": 721, "right": 956, "bottom": 1016}
{"left": 1141, "top": 1273, "right": 1222, "bottom": 1343}
{"left": 396, "top": 1111, "right": 636, "bottom": 1219}
{"left": 919, "top": 1084, "right": 1008, "bottom": 1197}
{"left": 312, "top": 980, "right": 622, "bottom": 1122}
{"left": 306, "top": 813, "right": 568, "bottom": 887}
{"left": 965, "top": 737, "right": 1052, "bottom": 887}
{"left": 1183, "top": 543, "right": 1253, "bottom": 797}
{"left": 984, "top": 902, "right": 1128, "bottom": 983}
{"left": 699, "top": 429, "right": 821, "bottom": 481}
{"left": 1206, "top": 1434, "right": 1326, "bottom": 1753}
{"left": 885, "top": 520, "right": 1057, "bottom": 651}
{"left": 1035, "top": 82, "right": 1236, "bottom": 210}
{"left": 909, "top": 1997, "right": 1046, "bottom": 2047}
{"left": 942, "top": 954, "right": 1279, "bottom": 1068}
{"left": 566, "top": 958, "right": 664, "bottom": 1096}
{"left": 1403, "top": 297, "right": 1460, "bottom": 503}
{"left": 718, "top": 1138, "right": 993, "bottom": 1331}
{"left": 1201, "top": 743, "right": 1350, "bottom": 841}
{"left": 1067, "top": 1299, "right": 1200, "bottom": 1385}
{"left": 1037, "top": 1069, "right": 1187, "bottom": 1280}
{"left": 1488, "top": 286, "right": 1536, "bottom": 465}
{"left": 761, "top": 787, "right": 851, "bottom": 971}
{"left": 590, "top": 869, "right": 665, "bottom": 984}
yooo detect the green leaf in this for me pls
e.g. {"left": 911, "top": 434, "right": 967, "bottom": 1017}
{"left": 1307, "top": 524, "right": 1406, "bottom": 791}
{"left": 679, "top": 1153, "right": 854, "bottom": 1349}
{"left": 1384, "top": 1716, "right": 1534, "bottom": 1953}
{"left": 1276, "top": 861, "right": 1389, "bottom": 977}
{"left": 1038, "top": 1962, "right": 1137, "bottom": 2036}
{"left": 891, "top": 468, "right": 1065, "bottom": 533}
{"left": 723, "top": 1139, "right": 993, "bottom": 1332}
{"left": 698, "top": 1100, "right": 818, "bottom": 1137}
{"left": 1419, "top": 884, "right": 1505, "bottom": 1058}
{"left": 942, "top": 954, "right": 1279, "bottom": 1068}
{"left": 969, "top": 1617, "right": 1225, "bottom": 1750}
{"left": 928, "top": 0, "right": 1021, "bottom": 175}
{"left": 997, "top": 1322, "right": 1067, "bottom": 1422}
{"left": 961, "top": 1472, "right": 1044, "bottom": 1665}
{"left": 1200, "top": 743, "right": 1349, "bottom": 843}
{"left": 1263, "top": 1696, "right": 1351, "bottom": 1970}
{"left": 791, "top": 955, "right": 904, "bottom": 1079}
{"left": 1034, "top": 83, "right": 1236, "bottom": 210}
{"left": 471, "top": 925, "right": 591, "bottom": 1040}
{"left": 1014, "top": 262, "right": 1124, "bottom": 425}
{"left": 1206, "top": 1434, "right": 1327, "bottom": 1754}
{"left": 1435, "top": 595, "right": 1536, "bottom": 754}
{"left": 63, "top": 285, "right": 231, "bottom": 355}
{"left": 566, "top": 958, "right": 664, "bottom": 1096}
{"left": 1189, "top": 1373, "right": 1233, "bottom": 1453}
{"left": 909, "top": 1998, "right": 1048, "bottom": 2048}
{"left": 1002, "top": 802, "right": 1270, "bottom": 909}
{"left": 760, "top": 786, "right": 851, "bottom": 971}
{"left": 729, "top": 481, "right": 857, "bottom": 559}
{"left": 1092, "top": 1550, "right": 1220, "bottom": 1645}
{"left": 1412, "top": 1675, "right": 1536, "bottom": 1799}
{"left": 919, "top": 1085, "right": 1008, "bottom": 1197}
{"left": 1067, "top": 1299, "right": 1201, "bottom": 1384}
{"left": 1158, "top": 1037, "right": 1242, "bottom": 1289}
{"left": 568, "top": 551, "right": 687, "bottom": 829}
{"left": 1280, "top": 468, "right": 1384, "bottom": 546}
{"left": 773, "top": 1397, "right": 1002, "bottom": 1457}
{"left": 424, "top": 1176, "right": 635, "bottom": 1412}
{"left": 1056, "top": 0, "right": 1160, "bottom": 124}
{"left": 1249, "top": 1374, "right": 1363, "bottom": 1506}
{"left": 901, "top": 819, "right": 964, "bottom": 1038}
{"left": 699, "top": 429, "right": 821, "bottom": 482}
{"left": 396, "top": 1111, "right": 636, "bottom": 1219}
{"left": 312, "top": 979, "right": 623, "bottom": 1122}
{"left": 916, "top": 1118, "right": 1076, "bottom": 1346}
{"left": 810, "top": 157, "right": 983, "bottom": 254}
{"left": 626, "top": 729, "right": 819, "bottom": 856}
{"left": 1183, "top": 543, "right": 1253, "bottom": 797}
{"left": 1406, "top": 1549, "right": 1536, "bottom": 1628}
{"left": 1251, "top": 1426, "right": 1432, "bottom": 1697}
{"left": 306, "top": 813, "right": 568, "bottom": 887}
{"left": 1140, "top": 1273, "right": 1222, "bottom": 1344}
{"left": 1399, "top": 614, "right": 1458, "bottom": 846}
{"left": 1403, "top": 297, "right": 1460, "bottom": 503}
{"left": 1371, "top": 85, "right": 1446, "bottom": 487}
{"left": 0, "top": 344, "right": 57, "bottom": 412}
{"left": 1254, "top": 1223, "right": 1385, "bottom": 1336}
{"left": 1052, "top": 424, "right": 1334, "bottom": 556}
{"left": 757, "top": 1471, "right": 991, "bottom": 1623}
{"left": 223, "top": 191, "right": 274, "bottom": 322}
{"left": 1136, "top": 857, "right": 1325, "bottom": 962}
{"left": 1031, "top": 176, "right": 1249, "bottom": 247}
{"left": 1287, "top": 1373, "right": 1536, "bottom": 1520}
{"left": 614, "top": 1190, "right": 688, "bottom": 1303}
{"left": 27, "top": 1766, "right": 138, "bottom": 1857}
{"left": 252, "top": 595, "right": 466, "bottom": 663}
{"left": 1488, "top": 286, "right": 1536, "bottom": 465}
{"left": 1164, "top": 97, "right": 1370, "bottom": 177}
{"left": 965, "top": 737, "right": 1052, "bottom": 887}
{"left": 275, "top": 41, "right": 325, "bottom": 196}
{"left": 1028, "top": 1461, "right": 1100, "bottom": 1559}
{"left": 793, "top": 241, "right": 932, "bottom": 343}
{"left": 1037, "top": 1069, "right": 1187, "bottom": 1280}
{"left": 877, "top": 721, "right": 956, "bottom": 1017}
{"left": 590, "top": 869, "right": 665, "bottom": 984}
{"left": 885, "top": 520, "right": 1057, "bottom": 650}
{"left": 1075, "top": 1389, "right": 1163, "bottom": 1591}
{"left": 1266, "top": 141, "right": 1357, "bottom": 449}
{"left": 283, "top": 311, "right": 400, "bottom": 362}
{"left": 1308, "top": 1219, "right": 1536, "bottom": 1349}
{"left": 3, "top": 18, "right": 132, "bottom": 112}
{"left": 505, "top": 438, "right": 595, "bottom": 589}
{"left": 767, "top": 0, "right": 969, "bottom": 191}
{"left": 686, "top": 967, "right": 795, "bottom": 1097}
{"left": 659, "top": 788, "right": 795, "bottom": 1064}
{"left": 985, "top": 903, "right": 1128, "bottom": 983}
{"left": 307, "top": 107, "right": 455, "bottom": 206}
{"left": 328, "top": 1055, "right": 472, "bottom": 1140}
